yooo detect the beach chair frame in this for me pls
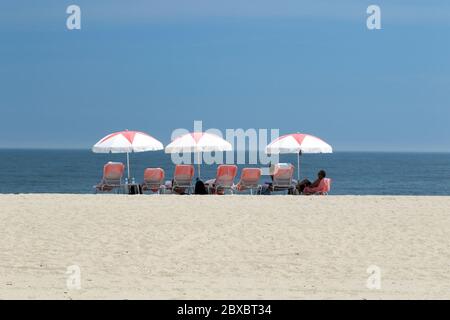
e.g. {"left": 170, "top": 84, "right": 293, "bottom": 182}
{"left": 208, "top": 165, "right": 238, "bottom": 195}
{"left": 270, "top": 164, "right": 297, "bottom": 195}
{"left": 142, "top": 168, "right": 166, "bottom": 194}
{"left": 172, "top": 165, "right": 195, "bottom": 195}
{"left": 313, "top": 178, "right": 332, "bottom": 195}
{"left": 94, "top": 162, "right": 125, "bottom": 194}
{"left": 233, "top": 168, "right": 261, "bottom": 195}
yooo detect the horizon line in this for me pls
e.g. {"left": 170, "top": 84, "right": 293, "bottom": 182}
{"left": 0, "top": 147, "right": 449, "bottom": 154}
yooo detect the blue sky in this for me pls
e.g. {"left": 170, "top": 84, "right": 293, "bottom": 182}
{"left": 0, "top": 1, "right": 449, "bottom": 151}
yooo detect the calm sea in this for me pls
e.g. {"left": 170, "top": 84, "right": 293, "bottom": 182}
{"left": 0, "top": 149, "right": 449, "bottom": 195}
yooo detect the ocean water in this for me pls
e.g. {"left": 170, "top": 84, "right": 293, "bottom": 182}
{"left": 0, "top": 149, "right": 449, "bottom": 195}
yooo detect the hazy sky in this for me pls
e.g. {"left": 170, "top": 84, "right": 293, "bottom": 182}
{"left": 1, "top": 1, "right": 449, "bottom": 151}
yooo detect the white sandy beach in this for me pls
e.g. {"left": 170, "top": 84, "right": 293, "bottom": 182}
{"left": 0, "top": 194, "right": 449, "bottom": 300}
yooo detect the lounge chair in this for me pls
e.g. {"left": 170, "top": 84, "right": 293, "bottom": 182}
{"left": 94, "top": 162, "right": 125, "bottom": 193}
{"left": 172, "top": 164, "right": 195, "bottom": 194}
{"left": 142, "top": 168, "right": 165, "bottom": 194}
{"left": 304, "top": 178, "right": 332, "bottom": 195}
{"left": 234, "top": 168, "right": 261, "bottom": 195}
{"left": 206, "top": 165, "right": 238, "bottom": 194}
{"left": 270, "top": 163, "right": 297, "bottom": 194}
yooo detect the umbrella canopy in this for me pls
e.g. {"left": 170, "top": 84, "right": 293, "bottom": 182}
{"left": 165, "top": 132, "right": 232, "bottom": 153}
{"left": 165, "top": 132, "right": 232, "bottom": 178}
{"left": 92, "top": 130, "right": 163, "bottom": 153}
{"left": 92, "top": 130, "right": 164, "bottom": 180}
{"left": 265, "top": 133, "right": 332, "bottom": 180}
{"left": 265, "top": 133, "right": 332, "bottom": 154}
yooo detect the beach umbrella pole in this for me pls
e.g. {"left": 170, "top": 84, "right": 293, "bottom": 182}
{"left": 297, "top": 151, "right": 302, "bottom": 181}
{"left": 126, "top": 152, "right": 131, "bottom": 181}
{"left": 197, "top": 152, "right": 201, "bottom": 179}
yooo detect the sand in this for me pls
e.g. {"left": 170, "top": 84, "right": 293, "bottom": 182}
{"left": 0, "top": 194, "right": 449, "bottom": 300}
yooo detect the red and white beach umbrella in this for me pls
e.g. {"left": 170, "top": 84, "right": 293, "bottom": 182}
{"left": 165, "top": 132, "right": 232, "bottom": 178}
{"left": 265, "top": 133, "right": 332, "bottom": 180}
{"left": 92, "top": 130, "right": 164, "bottom": 179}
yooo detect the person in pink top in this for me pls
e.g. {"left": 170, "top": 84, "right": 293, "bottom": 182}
{"left": 297, "top": 170, "right": 327, "bottom": 195}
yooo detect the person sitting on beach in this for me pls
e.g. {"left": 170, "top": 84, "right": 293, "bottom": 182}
{"left": 297, "top": 170, "right": 326, "bottom": 195}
